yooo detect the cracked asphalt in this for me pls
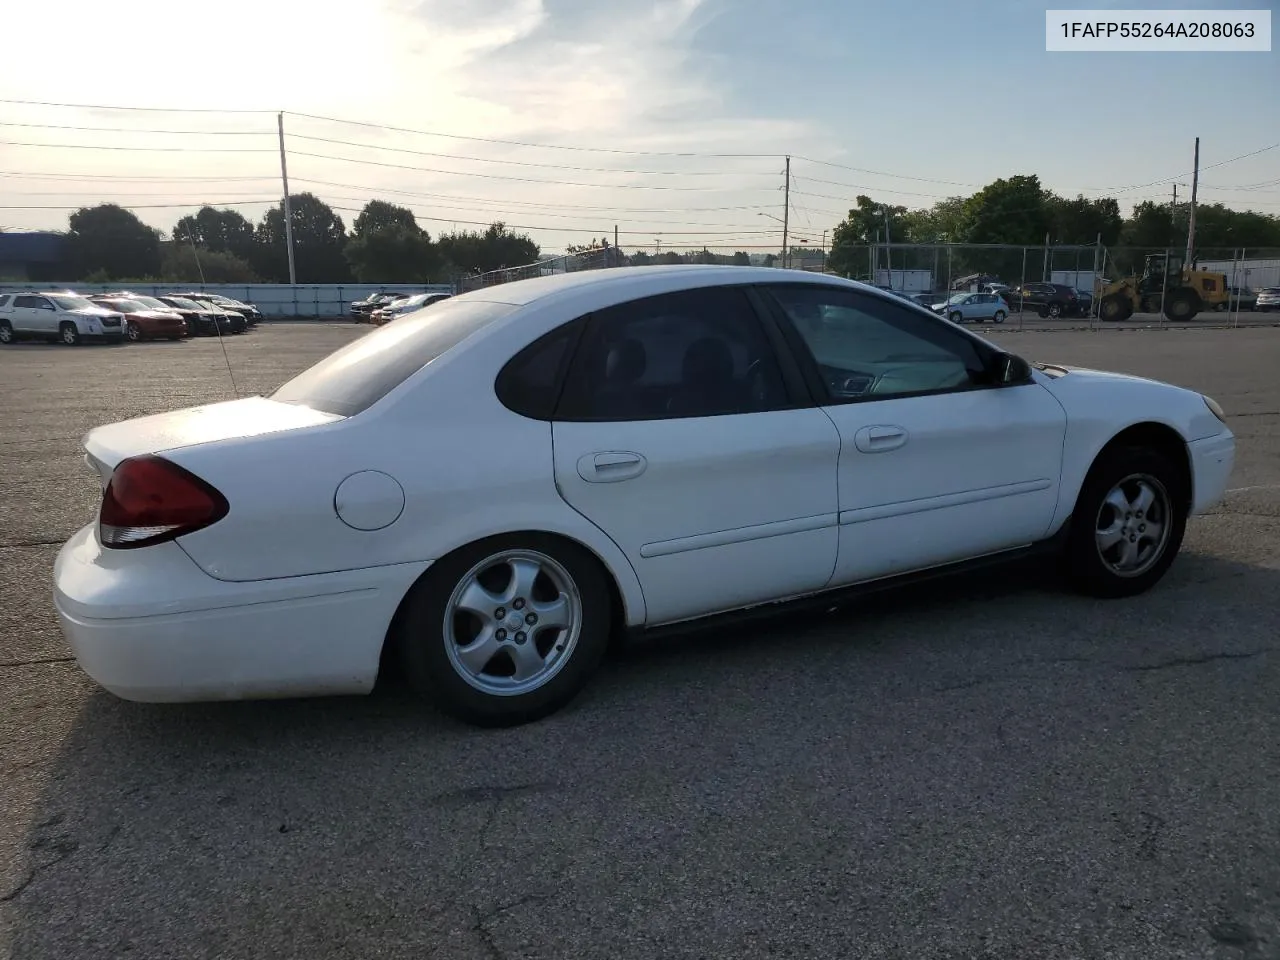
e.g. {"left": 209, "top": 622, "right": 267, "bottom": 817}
{"left": 2, "top": 322, "right": 1279, "bottom": 960}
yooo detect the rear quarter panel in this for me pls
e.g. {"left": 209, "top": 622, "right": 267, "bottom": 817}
{"left": 165, "top": 322, "right": 649, "bottom": 625}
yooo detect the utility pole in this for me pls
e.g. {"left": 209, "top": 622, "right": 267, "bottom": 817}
{"left": 613, "top": 224, "right": 619, "bottom": 265}
{"left": 781, "top": 156, "right": 790, "bottom": 269}
{"left": 1186, "top": 136, "right": 1200, "bottom": 265}
{"left": 277, "top": 112, "right": 297, "bottom": 285}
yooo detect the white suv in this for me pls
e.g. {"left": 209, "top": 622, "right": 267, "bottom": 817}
{"left": 0, "top": 292, "right": 126, "bottom": 345}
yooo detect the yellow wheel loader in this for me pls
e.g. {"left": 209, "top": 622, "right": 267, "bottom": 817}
{"left": 1095, "top": 253, "right": 1228, "bottom": 322}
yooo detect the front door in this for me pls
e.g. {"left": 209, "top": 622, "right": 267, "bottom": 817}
{"left": 551, "top": 286, "right": 841, "bottom": 625}
{"left": 760, "top": 282, "right": 1068, "bottom": 585}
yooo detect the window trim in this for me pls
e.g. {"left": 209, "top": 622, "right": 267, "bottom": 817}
{"left": 755, "top": 282, "right": 1015, "bottom": 408}
{"left": 551, "top": 283, "right": 813, "bottom": 423}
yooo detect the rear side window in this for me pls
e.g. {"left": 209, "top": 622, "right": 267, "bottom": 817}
{"left": 495, "top": 320, "right": 583, "bottom": 420}
{"left": 14, "top": 295, "right": 48, "bottom": 309}
{"left": 0, "top": 295, "right": 8, "bottom": 307}
{"left": 273, "top": 297, "right": 517, "bottom": 416}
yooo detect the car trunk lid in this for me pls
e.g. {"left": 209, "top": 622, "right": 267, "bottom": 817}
{"left": 83, "top": 396, "right": 344, "bottom": 489}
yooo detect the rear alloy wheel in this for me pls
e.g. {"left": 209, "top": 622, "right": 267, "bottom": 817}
{"left": 125, "top": 321, "right": 142, "bottom": 342}
{"left": 949, "top": 311, "right": 964, "bottom": 324}
{"left": 993, "top": 310, "right": 1006, "bottom": 324}
{"left": 59, "top": 322, "right": 81, "bottom": 346}
{"left": 1064, "top": 445, "right": 1187, "bottom": 598}
{"left": 1047, "top": 302, "right": 1063, "bottom": 318}
{"left": 397, "top": 534, "right": 612, "bottom": 727}
{"left": 0, "top": 321, "right": 12, "bottom": 344}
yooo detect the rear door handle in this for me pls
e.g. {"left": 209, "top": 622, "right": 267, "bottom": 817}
{"left": 853, "top": 425, "right": 907, "bottom": 453}
{"left": 577, "top": 451, "right": 647, "bottom": 483}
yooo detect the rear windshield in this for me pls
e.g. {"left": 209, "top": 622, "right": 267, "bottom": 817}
{"left": 272, "top": 297, "right": 517, "bottom": 416}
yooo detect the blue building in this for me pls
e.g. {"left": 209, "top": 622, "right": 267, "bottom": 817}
{"left": 0, "top": 232, "right": 69, "bottom": 282}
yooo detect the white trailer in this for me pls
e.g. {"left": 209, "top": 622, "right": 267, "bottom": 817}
{"left": 874, "top": 269, "right": 932, "bottom": 292}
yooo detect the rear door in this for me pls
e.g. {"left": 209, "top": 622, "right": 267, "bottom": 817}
{"left": 550, "top": 286, "right": 841, "bottom": 626}
{"left": 11, "top": 295, "right": 53, "bottom": 333}
{"left": 760, "top": 282, "right": 1067, "bottom": 585}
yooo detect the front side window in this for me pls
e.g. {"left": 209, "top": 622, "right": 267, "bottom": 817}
{"left": 556, "top": 286, "right": 790, "bottom": 421}
{"left": 763, "top": 284, "right": 993, "bottom": 402}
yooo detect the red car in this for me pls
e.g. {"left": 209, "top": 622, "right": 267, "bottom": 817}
{"left": 90, "top": 296, "right": 189, "bottom": 341}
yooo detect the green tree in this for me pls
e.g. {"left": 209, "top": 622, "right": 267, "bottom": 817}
{"left": 67, "top": 204, "right": 161, "bottom": 280}
{"left": 961, "top": 175, "right": 1052, "bottom": 245}
{"left": 254, "top": 192, "right": 350, "bottom": 283}
{"left": 628, "top": 250, "right": 653, "bottom": 266}
{"left": 731, "top": 251, "right": 750, "bottom": 266}
{"left": 438, "top": 222, "right": 539, "bottom": 274}
{"left": 1048, "top": 195, "right": 1124, "bottom": 245}
{"left": 161, "top": 243, "right": 257, "bottom": 282}
{"left": 174, "top": 207, "right": 256, "bottom": 262}
{"left": 344, "top": 200, "right": 437, "bottom": 282}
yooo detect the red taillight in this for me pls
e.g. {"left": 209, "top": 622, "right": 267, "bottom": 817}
{"left": 99, "top": 455, "right": 229, "bottom": 549}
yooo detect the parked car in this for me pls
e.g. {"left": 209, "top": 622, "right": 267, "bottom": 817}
{"left": 933, "top": 291, "right": 1008, "bottom": 324}
{"left": 351, "top": 293, "right": 399, "bottom": 321}
{"left": 1075, "top": 288, "right": 1095, "bottom": 316}
{"left": 1219, "top": 286, "right": 1257, "bottom": 311}
{"left": 366, "top": 296, "right": 410, "bottom": 325}
{"left": 371, "top": 292, "right": 451, "bottom": 325}
{"left": 177, "top": 292, "right": 262, "bottom": 325}
{"left": 911, "top": 293, "right": 949, "bottom": 310}
{"left": 182, "top": 297, "right": 246, "bottom": 334}
{"left": 89, "top": 296, "right": 188, "bottom": 341}
{"left": 0, "top": 291, "right": 125, "bottom": 345}
{"left": 155, "top": 296, "right": 236, "bottom": 337}
{"left": 1256, "top": 287, "right": 1280, "bottom": 312}
{"left": 52, "top": 267, "right": 1235, "bottom": 727}
{"left": 1005, "top": 283, "right": 1080, "bottom": 318}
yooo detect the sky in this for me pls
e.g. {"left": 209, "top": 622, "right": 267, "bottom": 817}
{"left": 0, "top": 0, "right": 1277, "bottom": 256}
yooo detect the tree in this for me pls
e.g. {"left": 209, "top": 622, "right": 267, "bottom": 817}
{"left": 344, "top": 200, "right": 437, "bottom": 282}
{"left": 352, "top": 199, "right": 419, "bottom": 237}
{"left": 1048, "top": 195, "right": 1124, "bottom": 245}
{"left": 66, "top": 204, "right": 162, "bottom": 280}
{"left": 174, "top": 207, "right": 256, "bottom": 262}
{"left": 161, "top": 244, "right": 257, "bottom": 282}
{"left": 961, "top": 175, "right": 1052, "bottom": 246}
{"left": 437, "top": 222, "right": 539, "bottom": 274}
{"left": 628, "top": 250, "right": 653, "bottom": 266}
{"left": 255, "top": 192, "right": 350, "bottom": 283}
{"left": 731, "top": 251, "right": 751, "bottom": 266}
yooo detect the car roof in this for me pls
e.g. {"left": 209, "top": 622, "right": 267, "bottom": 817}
{"left": 447, "top": 264, "right": 868, "bottom": 308}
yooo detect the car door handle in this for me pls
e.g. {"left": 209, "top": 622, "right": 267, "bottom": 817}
{"left": 577, "top": 451, "right": 647, "bottom": 483}
{"left": 853, "top": 425, "right": 907, "bottom": 453}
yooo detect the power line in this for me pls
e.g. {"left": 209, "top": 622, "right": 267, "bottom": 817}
{"left": 286, "top": 111, "right": 782, "bottom": 159}
{"left": 285, "top": 133, "right": 776, "bottom": 177}
{"left": 793, "top": 175, "right": 948, "bottom": 200}
{"left": 0, "top": 98, "right": 274, "bottom": 114}
{"left": 0, "top": 170, "right": 279, "bottom": 183}
{"left": 0, "top": 139, "right": 275, "bottom": 154}
{"left": 289, "top": 149, "right": 775, "bottom": 192}
{"left": 791, "top": 156, "right": 979, "bottom": 187}
{"left": 0, "top": 120, "right": 273, "bottom": 136}
{"left": 1089, "top": 142, "right": 1280, "bottom": 194}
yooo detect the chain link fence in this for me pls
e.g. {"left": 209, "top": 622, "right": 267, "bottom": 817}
{"left": 453, "top": 243, "right": 1280, "bottom": 329}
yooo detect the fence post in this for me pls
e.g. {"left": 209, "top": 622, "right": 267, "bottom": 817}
{"left": 1158, "top": 247, "right": 1168, "bottom": 327}
{"left": 1018, "top": 246, "right": 1027, "bottom": 329}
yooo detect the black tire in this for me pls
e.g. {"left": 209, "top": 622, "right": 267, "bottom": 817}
{"left": 993, "top": 310, "right": 1006, "bottom": 324}
{"left": 1163, "top": 289, "right": 1198, "bottom": 322}
{"left": 949, "top": 311, "right": 964, "bottom": 324}
{"left": 1063, "top": 445, "right": 1187, "bottom": 599}
{"left": 0, "top": 320, "right": 12, "bottom": 345}
{"left": 1047, "top": 302, "right": 1063, "bottom": 318}
{"left": 1099, "top": 295, "right": 1128, "bottom": 322}
{"left": 396, "top": 533, "right": 613, "bottom": 727}
{"left": 59, "top": 322, "right": 81, "bottom": 346}
{"left": 125, "top": 321, "right": 142, "bottom": 342}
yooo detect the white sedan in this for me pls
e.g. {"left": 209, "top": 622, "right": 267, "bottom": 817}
{"left": 53, "top": 266, "right": 1236, "bottom": 726}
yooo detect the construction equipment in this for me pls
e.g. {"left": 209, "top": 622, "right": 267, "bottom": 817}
{"left": 1095, "top": 253, "right": 1228, "bottom": 322}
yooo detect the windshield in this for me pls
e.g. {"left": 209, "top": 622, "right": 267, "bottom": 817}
{"left": 165, "top": 297, "right": 203, "bottom": 310}
{"left": 99, "top": 299, "right": 141, "bottom": 313}
{"left": 272, "top": 298, "right": 517, "bottom": 416}
{"left": 131, "top": 296, "right": 171, "bottom": 310}
{"left": 50, "top": 295, "right": 96, "bottom": 311}
{"left": 948, "top": 294, "right": 969, "bottom": 304}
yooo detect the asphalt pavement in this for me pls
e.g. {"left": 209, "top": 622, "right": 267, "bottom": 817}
{"left": 2, "top": 322, "right": 1279, "bottom": 960}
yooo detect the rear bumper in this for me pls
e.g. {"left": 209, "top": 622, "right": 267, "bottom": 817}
{"left": 1187, "top": 430, "right": 1235, "bottom": 515}
{"left": 53, "top": 524, "right": 431, "bottom": 702}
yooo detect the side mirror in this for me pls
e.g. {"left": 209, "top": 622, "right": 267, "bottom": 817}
{"left": 993, "top": 351, "right": 1032, "bottom": 385}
